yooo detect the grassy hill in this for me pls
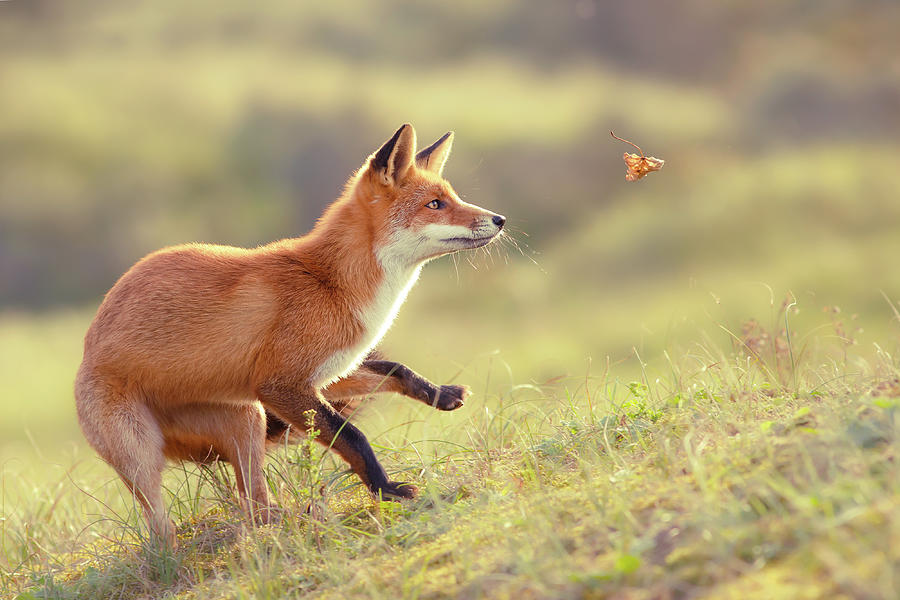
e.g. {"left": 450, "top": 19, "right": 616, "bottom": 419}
{"left": 2, "top": 302, "right": 898, "bottom": 599}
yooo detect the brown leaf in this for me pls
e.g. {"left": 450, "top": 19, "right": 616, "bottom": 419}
{"left": 611, "top": 131, "right": 665, "bottom": 181}
{"left": 623, "top": 152, "right": 665, "bottom": 181}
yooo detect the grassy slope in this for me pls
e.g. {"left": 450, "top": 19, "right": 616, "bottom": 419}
{"left": 2, "top": 307, "right": 898, "bottom": 599}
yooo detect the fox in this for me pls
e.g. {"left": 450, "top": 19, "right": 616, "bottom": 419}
{"left": 74, "top": 123, "right": 506, "bottom": 547}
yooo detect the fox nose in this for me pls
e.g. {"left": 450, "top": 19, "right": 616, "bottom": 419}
{"left": 492, "top": 214, "right": 506, "bottom": 229}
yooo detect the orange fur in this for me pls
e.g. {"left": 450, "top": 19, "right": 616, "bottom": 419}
{"left": 74, "top": 124, "right": 504, "bottom": 547}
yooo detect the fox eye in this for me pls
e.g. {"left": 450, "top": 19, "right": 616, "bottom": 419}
{"left": 426, "top": 199, "right": 443, "bottom": 209}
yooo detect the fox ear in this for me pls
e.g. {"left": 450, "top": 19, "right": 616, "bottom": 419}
{"left": 370, "top": 123, "right": 416, "bottom": 186}
{"left": 415, "top": 131, "right": 453, "bottom": 175}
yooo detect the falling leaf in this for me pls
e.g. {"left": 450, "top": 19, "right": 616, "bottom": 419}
{"left": 610, "top": 131, "right": 665, "bottom": 181}
{"left": 622, "top": 152, "right": 665, "bottom": 181}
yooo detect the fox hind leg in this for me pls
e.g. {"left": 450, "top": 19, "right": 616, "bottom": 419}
{"left": 223, "top": 404, "right": 275, "bottom": 525}
{"left": 154, "top": 402, "right": 275, "bottom": 526}
{"left": 74, "top": 371, "right": 175, "bottom": 547}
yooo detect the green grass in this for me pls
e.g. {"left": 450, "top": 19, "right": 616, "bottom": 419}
{"left": 2, "top": 302, "right": 898, "bottom": 599}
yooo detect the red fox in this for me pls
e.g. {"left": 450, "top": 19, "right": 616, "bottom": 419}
{"left": 74, "top": 124, "right": 505, "bottom": 547}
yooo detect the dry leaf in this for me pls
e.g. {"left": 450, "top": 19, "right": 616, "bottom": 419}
{"left": 611, "top": 131, "right": 665, "bottom": 181}
{"left": 623, "top": 152, "right": 665, "bottom": 181}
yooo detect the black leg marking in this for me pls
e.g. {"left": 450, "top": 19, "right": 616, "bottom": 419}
{"left": 258, "top": 381, "right": 418, "bottom": 500}
{"left": 318, "top": 402, "right": 418, "bottom": 500}
{"left": 363, "top": 360, "right": 468, "bottom": 411}
{"left": 265, "top": 410, "right": 291, "bottom": 441}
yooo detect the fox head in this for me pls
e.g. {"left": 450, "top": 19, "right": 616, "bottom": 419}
{"left": 354, "top": 124, "right": 506, "bottom": 270}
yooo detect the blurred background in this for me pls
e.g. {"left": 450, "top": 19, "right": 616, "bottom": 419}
{"left": 1, "top": 0, "right": 899, "bottom": 486}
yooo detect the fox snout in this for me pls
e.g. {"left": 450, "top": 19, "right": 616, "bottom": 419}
{"left": 442, "top": 209, "right": 506, "bottom": 251}
{"left": 476, "top": 211, "right": 506, "bottom": 239}
{"left": 478, "top": 210, "right": 506, "bottom": 236}
{"left": 443, "top": 211, "right": 506, "bottom": 250}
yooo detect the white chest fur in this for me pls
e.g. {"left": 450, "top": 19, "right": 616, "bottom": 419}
{"left": 311, "top": 248, "right": 423, "bottom": 389}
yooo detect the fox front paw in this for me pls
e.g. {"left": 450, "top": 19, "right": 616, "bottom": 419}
{"left": 376, "top": 480, "right": 419, "bottom": 500}
{"left": 431, "top": 384, "right": 470, "bottom": 411}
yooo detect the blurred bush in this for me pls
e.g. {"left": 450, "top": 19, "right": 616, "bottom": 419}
{"left": 0, "top": 0, "right": 898, "bottom": 308}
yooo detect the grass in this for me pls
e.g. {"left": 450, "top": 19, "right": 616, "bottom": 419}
{"left": 2, "top": 302, "right": 898, "bottom": 599}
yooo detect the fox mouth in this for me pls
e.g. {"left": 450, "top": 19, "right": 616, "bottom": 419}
{"left": 440, "top": 235, "right": 497, "bottom": 249}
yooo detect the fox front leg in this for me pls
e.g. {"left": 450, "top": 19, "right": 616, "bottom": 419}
{"left": 257, "top": 380, "right": 418, "bottom": 499}
{"left": 360, "top": 359, "right": 470, "bottom": 411}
